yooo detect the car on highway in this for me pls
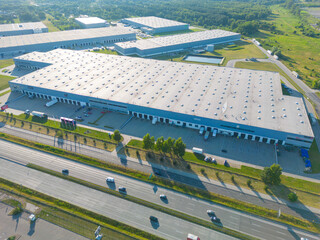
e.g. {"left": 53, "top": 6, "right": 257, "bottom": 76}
{"left": 149, "top": 216, "right": 158, "bottom": 222}
{"left": 210, "top": 216, "right": 221, "bottom": 224}
{"left": 206, "top": 210, "right": 215, "bottom": 216}
{"left": 106, "top": 177, "right": 115, "bottom": 183}
{"left": 118, "top": 187, "right": 126, "bottom": 192}
{"left": 159, "top": 194, "right": 167, "bottom": 199}
{"left": 62, "top": 169, "right": 69, "bottom": 175}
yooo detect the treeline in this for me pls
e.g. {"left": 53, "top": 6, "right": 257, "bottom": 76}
{"left": 0, "top": 1, "right": 46, "bottom": 24}
{"left": 34, "top": 0, "right": 286, "bottom": 35}
{"left": 284, "top": 0, "right": 320, "bottom": 38}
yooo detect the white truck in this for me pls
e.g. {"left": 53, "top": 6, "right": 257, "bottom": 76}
{"left": 212, "top": 129, "right": 217, "bottom": 137}
{"left": 45, "top": 99, "right": 58, "bottom": 107}
{"left": 152, "top": 117, "right": 158, "bottom": 125}
{"left": 31, "top": 111, "right": 47, "bottom": 118}
{"left": 192, "top": 147, "right": 203, "bottom": 155}
{"left": 187, "top": 233, "right": 200, "bottom": 240}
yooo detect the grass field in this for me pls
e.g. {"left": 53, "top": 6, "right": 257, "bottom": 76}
{"left": 0, "top": 59, "right": 14, "bottom": 69}
{"left": 94, "top": 49, "right": 119, "bottom": 55}
{"left": 42, "top": 14, "right": 60, "bottom": 32}
{"left": 151, "top": 40, "right": 266, "bottom": 66}
{"left": 309, "top": 140, "right": 320, "bottom": 173}
{"left": 254, "top": 6, "right": 320, "bottom": 89}
{"left": 0, "top": 75, "right": 15, "bottom": 91}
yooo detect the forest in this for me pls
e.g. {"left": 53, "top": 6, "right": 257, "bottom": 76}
{"left": 0, "top": 0, "right": 285, "bottom": 33}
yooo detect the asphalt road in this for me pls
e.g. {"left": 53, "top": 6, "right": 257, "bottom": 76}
{"left": 0, "top": 140, "right": 319, "bottom": 240}
{"left": 0, "top": 159, "right": 237, "bottom": 240}
{"left": 1, "top": 124, "right": 320, "bottom": 222}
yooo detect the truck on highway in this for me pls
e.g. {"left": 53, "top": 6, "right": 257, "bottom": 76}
{"left": 187, "top": 233, "right": 200, "bottom": 240}
{"left": 192, "top": 147, "right": 203, "bottom": 155}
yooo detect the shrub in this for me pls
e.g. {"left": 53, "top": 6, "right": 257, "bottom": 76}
{"left": 186, "top": 164, "right": 191, "bottom": 170}
{"left": 160, "top": 156, "right": 164, "bottom": 162}
{"left": 147, "top": 152, "right": 153, "bottom": 159}
{"left": 200, "top": 168, "right": 205, "bottom": 174}
{"left": 247, "top": 179, "right": 252, "bottom": 187}
{"left": 288, "top": 192, "right": 298, "bottom": 202}
{"left": 264, "top": 185, "right": 269, "bottom": 192}
{"left": 261, "top": 164, "right": 282, "bottom": 185}
{"left": 136, "top": 150, "right": 140, "bottom": 156}
{"left": 11, "top": 206, "right": 23, "bottom": 215}
{"left": 215, "top": 172, "right": 219, "bottom": 178}
{"left": 173, "top": 160, "right": 177, "bottom": 166}
{"left": 231, "top": 175, "right": 235, "bottom": 182}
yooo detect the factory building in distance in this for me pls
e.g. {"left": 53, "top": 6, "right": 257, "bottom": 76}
{"left": 10, "top": 49, "right": 314, "bottom": 148}
{"left": 114, "top": 29, "right": 241, "bottom": 57}
{"left": 75, "top": 17, "right": 109, "bottom": 28}
{"left": 0, "top": 22, "right": 48, "bottom": 37}
{"left": 121, "top": 16, "right": 189, "bottom": 35}
{"left": 0, "top": 27, "right": 135, "bottom": 58}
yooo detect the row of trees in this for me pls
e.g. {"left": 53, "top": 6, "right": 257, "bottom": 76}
{"left": 142, "top": 133, "right": 186, "bottom": 157}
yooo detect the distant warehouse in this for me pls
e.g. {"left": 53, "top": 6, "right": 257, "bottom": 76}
{"left": 75, "top": 17, "right": 109, "bottom": 29}
{"left": 0, "top": 27, "right": 135, "bottom": 58}
{"left": 114, "top": 30, "right": 241, "bottom": 57}
{"left": 10, "top": 49, "right": 314, "bottom": 148}
{"left": 121, "top": 16, "right": 189, "bottom": 35}
{"left": 0, "top": 22, "right": 48, "bottom": 37}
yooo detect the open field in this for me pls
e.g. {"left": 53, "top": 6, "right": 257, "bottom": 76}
{"left": 254, "top": 6, "right": 320, "bottom": 89}
{"left": 0, "top": 59, "right": 14, "bottom": 69}
{"left": 42, "top": 14, "right": 60, "bottom": 32}
{"left": 0, "top": 75, "right": 16, "bottom": 91}
{"left": 151, "top": 40, "right": 266, "bottom": 66}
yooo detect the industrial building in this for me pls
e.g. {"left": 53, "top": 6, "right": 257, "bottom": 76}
{"left": 121, "top": 16, "right": 189, "bottom": 35}
{"left": 0, "top": 27, "right": 135, "bottom": 58}
{"left": 0, "top": 22, "right": 48, "bottom": 37}
{"left": 10, "top": 49, "right": 314, "bottom": 148}
{"left": 75, "top": 17, "right": 109, "bottom": 28}
{"left": 114, "top": 30, "right": 241, "bottom": 57}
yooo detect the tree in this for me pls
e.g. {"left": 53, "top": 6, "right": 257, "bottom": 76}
{"left": 288, "top": 192, "right": 298, "bottom": 202}
{"left": 155, "top": 136, "right": 164, "bottom": 151}
{"left": 173, "top": 137, "right": 186, "bottom": 157}
{"left": 113, "top": 129, "right": 122, "bottom": 142}
{"left": 261, "top": 164, "right": 282, "bottom": 185}
{"left": 142, "top": 133, "right": 154, "bottom": 149}
{"left": 161, "top": 140, "right": 170, "bottom": 153}
{"left": 166, "top": 137, "right": 175, "bottom": 152}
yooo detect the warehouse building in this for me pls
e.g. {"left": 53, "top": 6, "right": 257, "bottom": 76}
{"left": 75, "top": 17, "right": 109, "bottom": 29}
{"left": 0, "top": 22, "right": 48, "bottom": 37}
{"left": 10, "top": 49, "right": 314, "bottom": 148}
{"left": 114, "top": 30, "right": 241, "bottom": 57}
{"left": 0, "top": 27, "right": 135, "bottom": 58}
{"left": 121, "top": 16, "right": 189, "bottom": 35}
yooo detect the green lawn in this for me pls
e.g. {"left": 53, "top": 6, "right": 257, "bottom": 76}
{"left": 42, "top": 14, "right": 60, "bottom": 32}
{"left": 207, "top": 40, "right": 267, "bottom": 66}
{"left": 0, "top": 59, "right": 14, "bottom": 69}
{"left": 151, "top": 40, "right": 266, "bottom": 66}
{"left": 0, "top": 75, "right": 15, "bottom": 91}
{"left": 253, "top": 6, "right": 320, "bottom": 89}
{"left": 94, "top": 49, "right": 119, "bottom": 55}
{"left": 309, "top": 140, "right": 320, "bottom": 173}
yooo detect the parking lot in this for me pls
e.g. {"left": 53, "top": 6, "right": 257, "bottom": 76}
{"left": 2, "top": 91, "right": 307, "bottom": 176}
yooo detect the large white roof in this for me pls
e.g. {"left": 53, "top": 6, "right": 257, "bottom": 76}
{"left": 115, "top": 30, "right": 240, "bottom": 50}
{"left": 0, "top": 27, "right": 134, "bottom": 49}
{"left": 0, "top": 22, "right": 47, "bottom": 32}
{"left": 75, "top": 17, "right": 107, "bottom": 25}
{"left": 123, "top": 16, "right": 187, "bottom": 28}
{"left": 12, "top": 49, "right": 313, "bottom": 137}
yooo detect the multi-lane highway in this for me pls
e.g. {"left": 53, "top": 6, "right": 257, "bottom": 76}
{"left": 0, "top": 140, "right": 319, "bottom": 240}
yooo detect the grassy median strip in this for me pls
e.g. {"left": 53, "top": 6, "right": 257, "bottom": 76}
{"left": 0, "top": 177, "right": 161, "bottom": 240}
{"left": 27, "top": 163, "right": 257, "bottom": 240}
{"left": 0, "top": 132, "right": 319, "bottom": 234}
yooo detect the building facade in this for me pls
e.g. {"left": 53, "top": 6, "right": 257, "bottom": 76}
{"left": 0, "top": 22, "right": 48, "bottom": 37}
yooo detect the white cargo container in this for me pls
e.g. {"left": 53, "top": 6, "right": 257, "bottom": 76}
{"left": 192, "top": 147, "right": 203, "bottom": 154}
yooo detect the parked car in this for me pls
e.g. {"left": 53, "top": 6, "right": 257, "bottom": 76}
{"left": 221, "top": 149, "right": 227, "bottom": 153}
{"left": 119, "top": 187, "right": 126, "bottom": 192}
{"left": 204, "top": 156, "right": 212, "bottom": 162}
{"left": 199, "top": 127, "right": 205, "bottom": 135}
{"left": 106, "top": 177, "right": 115, "bottom": 183}
{"left": 62, "top": 169, "right": 69, "bottom": 175}
{"left": 204, "top": 131, "right": 210, "bottom": 140}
